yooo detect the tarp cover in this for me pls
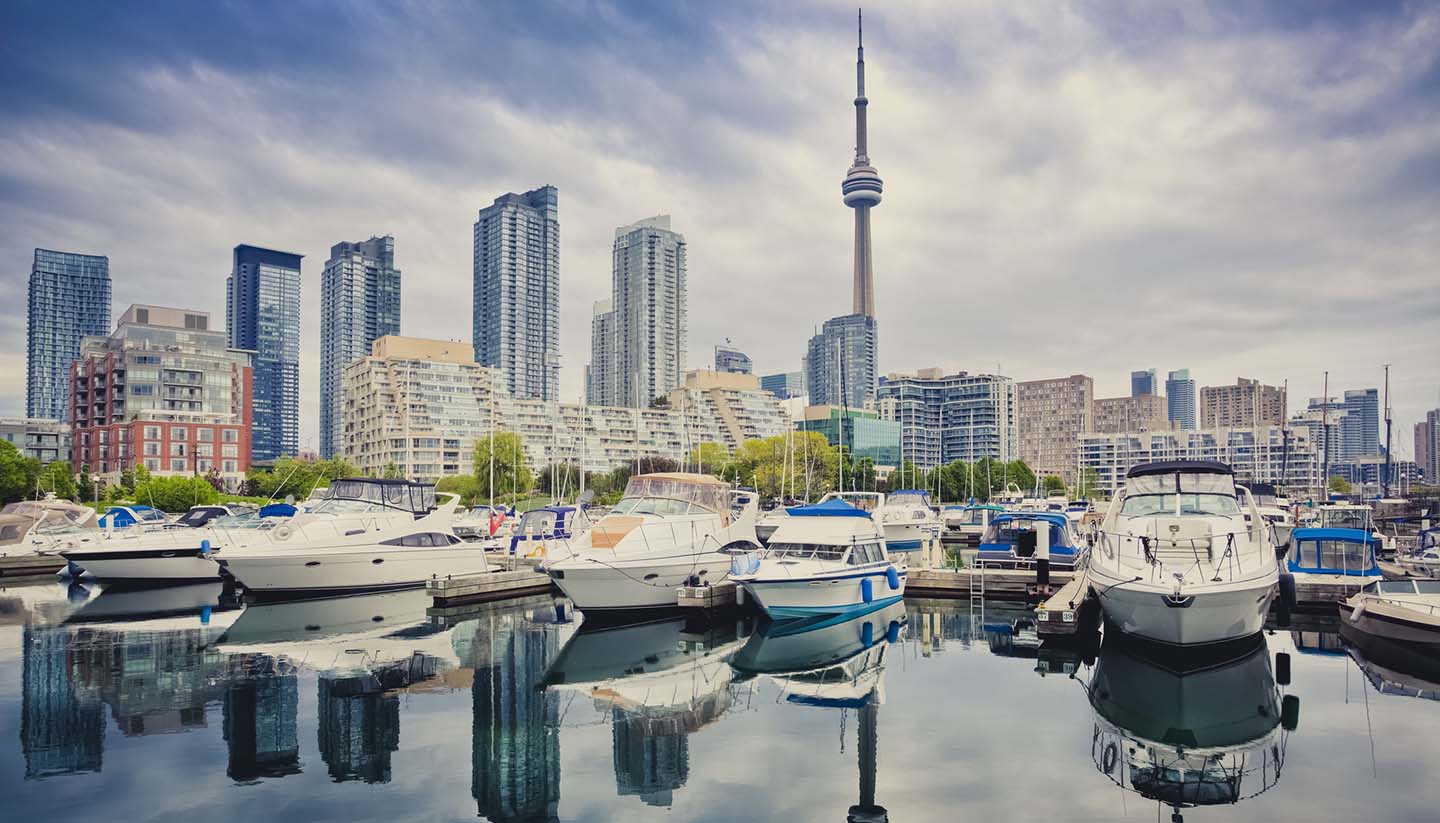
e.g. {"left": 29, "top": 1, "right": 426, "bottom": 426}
{"left": 1127, "top": 471, "right": 1237, "bottom": 496}
{"left": 787, "top": 499, "right": 870, "bottom": 518}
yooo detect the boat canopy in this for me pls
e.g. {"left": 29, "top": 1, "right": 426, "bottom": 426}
{"left": 981, "top": 513, "right": 1077, "bottom": 550}
{"left": 1127, "top": 460, "right": 1232, "bottom": 478}
{"left": 258, "top": 503, "right": 297, "bottom": 518}
{"left": 1125, "top": 464, "right": 1238, "bottom": 496}
{"left": 98, "top": 505, "right": 167, "bottom": 528}
{"left": 787, "top": 499, "right": 870, "bottom": 518}
{"left": 1288, "top": 527, "right": 1380, "bottom": 576}
{"left": 622, "top": 473, "right": 730, "bottom": 514}
{"left": 326, "top": 478, "right": 436, "bottom": 514}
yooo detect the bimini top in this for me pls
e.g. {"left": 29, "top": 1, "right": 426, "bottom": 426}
{"left": 787, "top": 499, "right": 870, "bottom": 518}
{"left": 622, "top": 473, "right": 730, "bottom": 513}
{"left": 326, "top": 478, "right": 436, "bottom": 514}
{"left": 1292, "top": 527, "right": 1381, "bottom": 544}
{"left": 1127, "top": 460, "right": 1232, "bottom": 478}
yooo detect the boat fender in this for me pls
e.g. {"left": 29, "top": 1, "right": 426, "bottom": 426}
{"left": 554, "top": 602, "right": 567, "bottom": 623}
{"left": 1102, "top": 742, "right": 1118, "bottom": 775}
{"left": 200, "top": 539, "right": 211, "bottom": 557}
{"left": 201, "top": 605, "right": 211, "bottom": 626}
{"left": 1276, "top": 652, "right": 1291, "bottom": 687}
{"left": 886, "top": 566, "right": 901, "bottom": 590}
{"left": 1281, "top": 695, "right": 1300, "bottom": 731}
{"left": 886, "top": 620, "right": 900, "bottom": 644}
{"left": 273, "top": 524, "right": 294, "bottom": 541}
{"left": 862, "top": 620, "right": 874, "bottom": 647}
{"left": 861, "top": 577, "right": 874, "bottom": 604}
{"left": 1278, "top": 573, "right": 1297, "bottom": 612}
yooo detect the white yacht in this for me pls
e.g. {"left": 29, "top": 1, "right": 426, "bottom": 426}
{"left": 1339, "top": 578, "right": 1440, "bottom": 649}
{"left": 755, "top": 505, "right": 790, "bottom": 545}
{"left": 59, "top": 506, "right": 294, "bottom": 583}
{"left": 543, "top": 473, "right": 758, "bottom": 612}
{"left": 731, "top": 498, "right": 905, "bottom": 618}
{"left": 875, "top": 489, "right": 940, "bottom": 552}
{"left": 1318, "top": 502, "right": 1393, "bottom": 556}
{"left": 216, "top": 478, "right": 487, "bottom": 596}
{"left": 0, "top": 497, "right": 100, "bottom": 557}
{"left": 1088, "top": 461, "right": 1278, "bottom": 648}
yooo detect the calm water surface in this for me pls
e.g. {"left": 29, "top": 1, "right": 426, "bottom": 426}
{"left": 1, "top": 579, "right": 1437, "bottom": 822}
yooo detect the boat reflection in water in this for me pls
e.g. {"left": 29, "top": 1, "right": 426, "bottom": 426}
{"left": 1343, "top": 632, "right": 1440, "bottom": 702}
{"left": 543, "top": 612, "right": 747, "bottom": 807}
{"left": 1088, "top": 635, "right": 1299, "bottom": 821}
{"left": 732, "top": 601, "right": 908, "bottom": 823}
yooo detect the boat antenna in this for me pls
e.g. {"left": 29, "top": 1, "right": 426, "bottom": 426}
{"left": 265, "top": 460, "right": 303, "bottom": 505}
{"left": 1382, "top": 364, "right": 1392, "bottom": 499}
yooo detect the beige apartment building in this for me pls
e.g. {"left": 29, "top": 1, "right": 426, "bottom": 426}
{"left": 1094, "top": 394, "right": 1171, "bottom": 433}
{"left": 1017, "top": 374, "right": 1093, "bottom": 484}
{"left": 1200, "top": 378, "right": 1287, "bottom": 429}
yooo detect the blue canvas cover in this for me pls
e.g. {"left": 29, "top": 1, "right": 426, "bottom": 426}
{"left": 786, "top": 499, "right": 871, "bottom": 518}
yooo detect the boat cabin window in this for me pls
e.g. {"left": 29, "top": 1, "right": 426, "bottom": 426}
{"left": 608, "top": 497, "right": 701, "bottom": 517}
{"left": 770, "top": 542, "right": 848, "bottom": 562}
{"left": 959, "top": 509, "right": 988, "bottom": 526}
{"left": 1377, "top": 580, "right": 1418, "bottom": 595}
{"left": 1120, "top": 494, "right": 1240, "bottom": 517}
{"left": 0, "top": 524, "right": 21, "bottom": 541}
{"left": 383, "top": 532, "right": 462, "bottom": 547}
{"left": 1320, "top": 509, "right": 1372, "bottom": 531}
{"left": 1294, "top": 539, "right": 1372, "bottom": 570}
{"left": 311, "top": 498, "right": 386, "bottom": 515}
{"left": 982, "top": 521, "right": 1068, "bottom": 548}
{"left": 519, "top": 510, "right": 559, "bottom": 535}
{"left": 1411, "top": 580, "right": 1440, "bottom": 594}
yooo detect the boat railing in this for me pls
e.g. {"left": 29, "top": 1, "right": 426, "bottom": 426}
{"left": 1357, "top": 595, "right": 1440, "bottom": 616}
{"left": 1093, "top": 525, "right": 1266, "bottom": 584}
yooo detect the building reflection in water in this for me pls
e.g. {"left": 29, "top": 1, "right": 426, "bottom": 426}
{"left": 611, "top": 705, "right": 690, "bottom": 807}
{"left": 223, "top": 659, "right": 301, "bottom": 782}
{"left": 20, "top": 625, "right": 104, "bottom": 779}
{"left": 317, "top": 674, "right": 401, "bottom": 783}
{"left": 471, "top": 608, "right": 562, "bottom": 822}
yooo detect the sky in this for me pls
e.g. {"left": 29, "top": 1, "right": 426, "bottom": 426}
{"left": 1, "top": 0, "right": 1437, "bottom": 456}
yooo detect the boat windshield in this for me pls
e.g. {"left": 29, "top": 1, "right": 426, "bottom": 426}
{"left": 771, "top": 541, "right": 884, "bottom": 564}
{"left": 518, "top": 510, "right": 559, "bottom": 535}
{"left": 211, "top": 513, "right": 262, "bottom": 529}
{"left": 1292, "top": 538, "right": 1374, "bottom": 571}
{"left": 981, "top": 520, "right": 1070, "bottom": 548}
{"left": 955, "top": 509, "right": 989, "bottom": 526}
{"left": 326, "top": 479, "right": 436, "bottom": 514}
{"left": 608, "top": 497, "right": 707, "bottom": 517}
{"left": 1120, "top": 494, "right": 1240, "bottom": 517}
{"left": 622, "top": 475, "right": 729, "bottom": 514}
{"left": 309, "top": 498, "right": 388, "bottom": 515}
{"left": 1321, "top": 508, "right": 1372, "bottom": 531}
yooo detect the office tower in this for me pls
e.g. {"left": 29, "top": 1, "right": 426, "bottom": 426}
{"left": 797, "top": 406, "right": 901, "bottom": 466}
{"left": 1130, "top": 369, "right": 1157, "bottom": 398}
{"left": 227, "top": 245, "right": 301, "bottom": 461}
{"left": 587, "top": 299, "right": 615, "bottom": 405}
{"left": 610, "top": 216, "right": 687, "bottom": 408}
{"left": 1199, "top": 377, "right": 1287, "bottom": 429}
{"left": 1417, "top": 410, "right": 1439, "bottom": 483}
{"left": 72, "top": 305, "right": 252, "bottom": 488}
{"left": 760, "top": 371, "right": 805, "bottom": 400}
{"left": 473, "top": 185, "right": 560, "bottom": 401}
{"left": 27, "top": 249, "right": 111, "bottom": 422}
{"left": 1339, "top": 388, "right": 1380, "bottom": 459}
{"left": 875, "top": 368, "right": 1017, "bottom": 470}
{"left": 319, "top": 235, "right": 400, "bottom": 459}
{"left": 806, "top": 315, "right": 877, "bottom": 409}
{"left": 1165, "top": 369, "right": 1197, "bottom": 430}
{"left": 713, "top": 344, "right": 752, "bottom": 375}
{"left": 1017, "top": 374, "right": 1094, "bottom": 483}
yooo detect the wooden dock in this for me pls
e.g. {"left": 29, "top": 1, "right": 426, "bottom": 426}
{"left": 0, "top": 555, "right": 66, "bottom": 578}
{"left": 426, "top": 568, "right": 555, "bottom": 606}
{"left": 1034, "top": 574, "right": 1092, "bottom": 639}
{"left": 677, "top": 579, "right": 738, "bottom": 610}
{"left": 905, "top": 566, "right": 1076, "bottom": 601}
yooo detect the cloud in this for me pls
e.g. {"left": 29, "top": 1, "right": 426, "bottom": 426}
{"left": 0, "top": 0, "right": 1437, "bottom": 452}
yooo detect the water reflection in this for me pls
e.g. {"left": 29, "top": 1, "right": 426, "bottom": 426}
{"left": 1087, "top": 636, "right": 1297, "bottom": 821}
{"left": 223, "top": 661, "right": 300, "bottom": 782}
{"left": 21, "top": 624, "right": 104, "bottom": 779}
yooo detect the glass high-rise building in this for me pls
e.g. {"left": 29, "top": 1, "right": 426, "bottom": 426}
{"left": 875, "top": 368, "right": 1017, "bottom": 470}
{"left": 807, "top": 314, "right": 877, "bottom": 409}
{"left": 760, "top": 371, "right": 805, "bottom": 400}
{"left": 473, "top": 186, "right": 559, "bottom": 401}
{"left": 27, "top": 249, "right": 111, "bottom": 422}
{"left": 605, "top": 215, "right": 687, "bottom": 408}
{"left": 1339, "top": 388, "right": 1379, "bottom": 459}
{"left": 1130, "top": 368, "right": 1157, "bottom": 397}
{"left": 319, "top": 236, "right": 400, "bottom": 458}
{"left": 227, "top": 245, "right": 302, "bottom": 461}
{"left": 1165, "top": 368, "right": 1197, "bottom": 430}
{"left": 713, "top": 344, "right": 751, "bottom": 375}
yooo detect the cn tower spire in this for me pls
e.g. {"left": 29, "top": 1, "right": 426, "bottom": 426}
{"left": 842, "top": 7, "right": 882, "bottom": 318}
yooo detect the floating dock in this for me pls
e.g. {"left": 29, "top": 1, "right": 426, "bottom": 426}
{"left": 1034, "top": 574, "right": 1092, "bottom": 639}
{"left": 426, "top": 568, "right": 554, "bottom": 606}
{"left": 0, "top": 555, "right": 65, "bottom": 578}
{"left": 677, "top": 579, "right": 738, "bottom": 610}
{"left": 905, "top": 566, "right": 1076, "bottom": 601}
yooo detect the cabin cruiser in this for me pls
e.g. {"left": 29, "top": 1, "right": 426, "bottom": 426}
{"left": 1338, "top": 578, "right": 1440, "bottom": 649}
{"left": 1318, "top": 503, "right": 1394, "bottom": 557}
{"left": 1385, "top": 528, "right": 1440, "bottom": 578}
{"left": 168, "top": 504, "right": 256, "bottom": 529}
{"left": 1088, "top": 461, "right": 1279, "bottom": 648}
{"left": 755, "top": 504, "right": 790, "bottom": 545}
{"left": 97, "top": 504, "right": 170, "bottom": 530}
{"left": 59, "top": 504, "right": 296, "bottom": 583}
{"left": 940, "top": 504, "right": 1002, "bottom": 547}
{"left": 216, "top": 478, "right": 486, "bottom": 596}
{"left": 508, "top": 505, "right": 591, "bottom": 559}
{"left": 1088, "top": 635, "right": 1296, "bottom": 821}
{"left": 1285, "top": 527, "right": 1382, "bottom": 594}
{"left": 543, "top": 473, "right": 759, "bottom": 612}
{"left": 874, "top": 489, "right": 939, "bottom": 552}
{"left": 731, "top": 499, "right": 905, "bottom": 618}
{"left": 0, "top": 497, "right": 100, "bottom": 557}
{"left": 974, "top": 512, "right": 1086, "bottom": 570}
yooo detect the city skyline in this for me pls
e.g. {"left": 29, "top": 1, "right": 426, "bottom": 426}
{"left": 2, "top": 3, "right": 1438, "bottom": 455}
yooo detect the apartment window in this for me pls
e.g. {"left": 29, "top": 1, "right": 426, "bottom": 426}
{"left": 144, "top": 459, "right": 161, "bottom": 472}
{"left": 171, "top": 426, "right": 187, "bottom": 441}
{"left": 170, "top": 459, "right": 186, "bottom": 472}
{"left": 144, "top": 442, "right": 160, "bottom": 457}
{"left": 144, "top": 425, "right": 161, "bottom": 440}
{"left": 170, "top": 443, "right": 186, "bottom": 457}
{"left": 196, "top": 427, "right": 214, "bottom": 442}
{"left": 222, "top": 429, "right": 238, "bottom": 443}
{"left": 222, "top": 460, "right": 238, "bottom": 473}
{"left": 196, "top": 443, "right": 214, "bottom": 458}
{"left": 222, "top": 444, "right": 238, "bottom": 458}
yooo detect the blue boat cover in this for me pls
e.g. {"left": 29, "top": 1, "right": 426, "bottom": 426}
{"left": 1291, "top": 527, "right": 1378, "bottom": 544}
{"left": 991, "top": 512, "right": 1070, "bottom": 529}
{"left": 786, "top": 499, "right": 870, "bottom": 518}
{"left": 258, "top": 503, "right": 297, "bottom": 518}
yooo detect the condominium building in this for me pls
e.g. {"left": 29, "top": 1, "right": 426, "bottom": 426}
{"left": 473, "top": 185, "right": 560, "bottom": 401}
{"left": 760, "top": 371, "right": 805, "bottom": 401}
{"left": 1417, "top": 410, "right": 1439, "bottom": 483}
{"left": 27, "top": 249, "right": 111, "bottom": 422}
{"left": 806, "top": 314, "right": 877, "bottom": 409}
{"left": 71, "top": 305, "right": 253, "bottom": 488}
{"left": 1199, "top": 378, "right": 1286, "bottom": 429}
{"left": 1289, "top": 404, "right": 1345, "bottom": 470}
{"left": 1094, "top": 394, "right": 1170, "bottom": 434}
{"left": 713, "top": 344, "right": 752, "bottom": 375}
{"left": 586, "top": 299, "right": 615, "bottom": 406}
{"left": 1339, "top": 388, "right": 1380, "bottom": 459}
{"left": 797, "top": 406, "right": 901, "bottom": 467}
{"left": 609, "top": 215, "right": 687, "bottom": 408}
{"left": 1078, "top": 425, "right": 1319, "bottom": 495}
{"left": 227, "top": 245, "right": 301, "bottom": 461}
{"left": 875, "top": 368, "right": 1017, "bottom": 471}
{"left": 0, "top": 418, "right": 71, "bottom": 464}
{"left": 1165, "top": 369, "right": 1197, "bottom": 430}
{"left": 1130, "top": 369, "right": 1157, "bottom": 398}
{"left": 1016, "top": 374, "right": 1094, "bottom": 483}
{"left": 319, "top": 236, "right": 401, "bottom": 458}
{"left": 342, "top": 337, "right": 787, "bottom": 479}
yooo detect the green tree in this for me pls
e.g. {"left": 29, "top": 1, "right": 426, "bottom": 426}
{"left": 1327, "top": 475, "right": 1352, "bottom": 494}
{"left": 473, "top": 430, "right": 533, "bottom": 502}
{"left": 688, "top": 442, "right": 730, "bottom": 473}
{"left": 133, "top": 475, "right": 219, "bottom": 512}
{"left": 1041, "top": 475, "right": 1066, "bottom": 495}
{"left": 538, "top": 463, "right": 582, "bottom": 498}
{"left": 382, "top": 461, "right": 403, "bottom": 479}
{"left": 37, "top": 462, "right": 77, "bottom": 499}
{"left": 436, "top": 474, "right": 481, "bottom": 505}
{"left": 1005, "top": 460, "right": 1037, "bottom": 496}
{"left": 77, "top": 463, "right": 94, "bottom": 502}
{"left": 0, "top": 441, "right": 35, "bottom": 503}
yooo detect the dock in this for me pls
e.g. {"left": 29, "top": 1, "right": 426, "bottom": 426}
{"left": 0, "top": 555, "right": 65, "bottom": 578}
{"left": 905, "top": 566, "right": 1076, "bottom": 601}
{"left": 1034, "top": 573, "right": 1092, "bottom": 639}
{"left": 677, "top": 579, "right": 738, "bottom": 610}
{"left": 426, "top": 568, "right": 555, "bottom": 606}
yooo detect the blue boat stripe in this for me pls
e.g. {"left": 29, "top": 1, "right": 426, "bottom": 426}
{"left": 745, "top": 568, "right": 907, "bottom": 584}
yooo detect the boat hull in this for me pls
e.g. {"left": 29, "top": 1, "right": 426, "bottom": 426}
{"left": 61, "top": 546, "right": 221, "bottom": 582}
{"left": 1339, "top": 599, "right": 1440, "bottom": 647}
{"left": 883, "top": 522, "right": 933, "bottom": 552}
{"left": 739, "top": 567, "right": 906, "bottom": 618}
{"left": 218, "top": 545, "right": 488, "bottom": 594}
{"left": 1093, "top": 574, "right": 1276, "bottom": 647}
{"left": 547, "top": 552, "right": 731, "bottom": 611}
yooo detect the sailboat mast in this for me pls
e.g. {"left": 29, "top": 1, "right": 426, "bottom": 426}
{"left": 1382, "top": 364, "right": 1392, "bottom": 498}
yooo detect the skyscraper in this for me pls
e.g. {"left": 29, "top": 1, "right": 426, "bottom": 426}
{"left": 760, "top": 371, "right": 805, "bottom": 400}
{"left": 1130, "top": 368, "right": 1157, "bottom": 397}
{"left": 1340, "top": 388, "right": 1380, "bottom": 459}
{"left": 1417, "top": 410, "right": 1439, "bottom": 483}
{"left": 473, "top": 185, "right": 559, "bottom": 401}
{"left": 1165, "top": 369, "right": 1197, "bottom": 430}
{"left": 226, "top": 245, "right": 301, "bottom": 461}
{"left": 586, "top": 298, "right": 615, "bottom": 406}
{"left": 319, "top": 236, "right": 401, "bottom": 458}
{"left": 27, "top": 249, "right": 111, "bottom": 422}
{"left": 1017, "top": 374, "right": 1094, "bottom": 483}
{"left": 713, "top": 344, "right": 751, "bottom": 375}
{"left": 806, "top": 314, "right": 877, "bottom": 409}
{"left": 608, "top": 215, "right": 687, "bottom": 408}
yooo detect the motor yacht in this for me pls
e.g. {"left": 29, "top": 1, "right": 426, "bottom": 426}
{"left": 543, "top": 472, "right": 758, "bottom": 612}
{"left": 1317, "top": 502, "right": 1394, "bottom": 557}
{"left": 0, "top": 497, "right": 100, "bottom": 557}
{"left": 1385, "top": 527, "right": 1440, "bottom": 577}
{"left": 730, "top": 498, "right": 905, "bottom": 618}
{"left": 1087, "top": 460, "right": 1278, "bottom": 648}
{"left": 974, "top": 511, "right": 1086, "bottom": 570}
{"left": 1284, "top": 527, "right": 1382, "bottom": 594}
{"left": 59, "top": 505, "right": 296, "bottom": 583}
{"left": 96, "top": 504, "right": 171, "bottom": 530}
{"left": 215, "top": 478, "right": 487, "bottom": 596}
{"left": 508, "top": 504, "right": 591, "bottom": 559}
{"left": 940, "top": 504, "right": 1002, "bottom": 547}
{"left": 1338, "top": 578, "right": 1440, "bottom": 649}
{"left": 755, "top": 504, "right": 790, "bottom": 545}
{"left": 168, "top": 504, "right": 256, "bottom": 529}
{"left": 873, "top": 489, "right": 939, "bottom": 552}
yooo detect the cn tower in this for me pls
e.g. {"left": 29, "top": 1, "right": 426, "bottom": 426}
{"left": 842, "top": 8, "right": 882, "bottom": 318}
